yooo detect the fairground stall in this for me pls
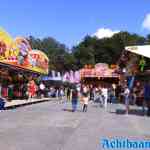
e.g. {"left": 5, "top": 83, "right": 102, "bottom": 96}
{"left": 118, "top": 45, "right": 150, "bottom": 105}
{"left": 42, "top": 70, "right": 80, "bottom": 88}
{"left": 0, "top": 29, "right": 49, "bottom": 100}
{"left": 42, "top": 71, "right": 63, "bottom": 89}
{"left": 41, "top": 70, "right": 80, "bottom": 97}
{"left": 80, "top": 63, "right": 120, "bottom": 87}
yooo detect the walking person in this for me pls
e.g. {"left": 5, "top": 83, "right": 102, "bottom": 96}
{"left": 95, "top": 88, "right": 103, "bottom": 107}
{"left": 90, "top": 87, "right": 95, "bottom": 101}
{"left": 132, "top": 87, "right": 137, "bottom": 105}
{"left": 82, "top": 92, "right": 89, "bottom": 112}
{"left": 124, "top": 85, "right": 130, "bottom": 114}
{"left": 101, "top": 85, "right": 108, "bottom": 109}
{"left": 144, "top": 81, "right": 150, "bottom": 116}
{"left": 141, "top": 86, "right": 146, "bottom": 114}
{"left": 8, "top": 84, "right": 14, "bottom": 100}
{"left": 27, "top": 80, "right": 37, "bottom": 100}
{"left": 67, "top": 88, "right": 71, "bottom": 101}
{"left": 59, "top": 87, "right": 64, "bottom": 103}
{"left": 0, "top": 96, "right": 6, "bottom": 111}
{"left": 39, "top": 82, "right": 45, "bottom": 98}
{"left": 71, "top": 87, "right": 78, "bottom": 112}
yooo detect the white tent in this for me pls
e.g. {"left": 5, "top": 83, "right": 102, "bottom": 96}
{"left": 125, "top": 45, "right": 150, "bottom": 58}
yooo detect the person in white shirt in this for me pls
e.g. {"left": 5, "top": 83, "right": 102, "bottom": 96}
{"left": 124, "top": 86, "right": 130, "bottom": 114}
{"left": 83, "top": 86, "right": 88, "bottom": 94}
{"left": 39, "top": 82, "right": 45, "bottom": 97}
{"left": 40, "top": 83, "right": 45, "bottom": 90}
{"left": 101, "top": 85, "right": 108, "bottom": 109}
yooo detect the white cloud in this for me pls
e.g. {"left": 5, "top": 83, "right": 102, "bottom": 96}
{"left": 142, "top": 13, "right": 150, "bottom": 30}
{"left": 93, "top": 28, "right": 120, "bottom": 39}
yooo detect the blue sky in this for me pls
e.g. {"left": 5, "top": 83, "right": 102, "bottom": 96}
{"left": 0, "top": 0, "right": 150, "bottom": 48}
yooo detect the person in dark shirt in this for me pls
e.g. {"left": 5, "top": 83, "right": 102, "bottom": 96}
{"left": 67, "top": 88, "right": 71, "bottom": 101}
{"left": 116, "top": 84, "right": 122, "bottom": 102}
{"left": 0, "top": 97, "right": 6, "bottom": 110}
{"left": 144, "top": 81, "right": 150, "bottom": 116}
{"left": 71, "top": 88, "right": 78, "bottom": 112}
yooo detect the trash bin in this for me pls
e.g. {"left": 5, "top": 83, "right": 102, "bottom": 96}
{"left": 0, "top": 98, "right": 5, "bottom": 110}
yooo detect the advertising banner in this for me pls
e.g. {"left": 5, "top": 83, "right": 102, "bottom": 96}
{"left": 0, "top": 29, "right": 49, "bottom": 74}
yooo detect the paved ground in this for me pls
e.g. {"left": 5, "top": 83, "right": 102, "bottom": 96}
{"left": 0, "top": 100, "right": 150, "bottom": 150}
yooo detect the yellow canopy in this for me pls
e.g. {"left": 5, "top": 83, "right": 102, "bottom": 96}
{"left": 0, "top": 28, "right": 14, "bottom": 46}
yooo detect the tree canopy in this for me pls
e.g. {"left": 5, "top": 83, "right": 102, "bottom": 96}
{"left": 28, "top": 31, "right": 150, "bottom": 72}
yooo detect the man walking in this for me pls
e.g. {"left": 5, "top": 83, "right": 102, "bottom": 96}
{"left": 101, "top": 85, "right": 108, "bottom": 109}
{"left": 124, "top": 85, "right": 130, "bottom": 114}
{"left": 144, "top": 81, "right": 150, "bottom": 116}
{"left": 66, "top": 88, "right": 71, "bottom": 101}
{"left": 82, "top": 91, "right": 89, "bottom": 112}
{"left": 39, "top": 82, "right": 45, "bottom": 98}
{"left": 71, "top": 87, "right": 78, "bottom": 112}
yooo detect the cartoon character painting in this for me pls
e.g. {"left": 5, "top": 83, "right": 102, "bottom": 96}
{"left": 0, "top": 28, "right": 49, "bottom": 74}
{"left": 15, "top": 37, "right": 32, "bottom": 65}
{"left": 28, "top": 53, "right": 36, "bottom": 67}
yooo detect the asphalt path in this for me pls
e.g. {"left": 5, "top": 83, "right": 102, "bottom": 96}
{"left": 0, "top": 100, "right": 150, "bottom": 150}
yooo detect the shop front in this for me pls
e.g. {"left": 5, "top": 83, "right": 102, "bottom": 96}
{"left": 118, "top": 45, "right": 150, "bottom": 105}
{"left": 0, "top": 29, "right": 49, "bottom": 100}
{"left": 80, "top": 63, "right": 120, "bottom": 86}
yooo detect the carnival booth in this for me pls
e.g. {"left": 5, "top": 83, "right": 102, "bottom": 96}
{"left": 80, "top": 63, "right": 119, "bottom": 86}
{"left": 0, "top": 29, "right": 49, "bottom": 100}
{"left": 118, "top": 45, "right": 150, "bottom": 105}
{"left": 42, "top": 70, "right": 63, "bottom": 87}
{"left": 42, "top": 70, "right": 80, "bottom": 87}
{"left": 41, "top": 70, "right": 80, "bottom": 97}
{"left": 119, "top": 45, "right": 150, "bottom": 83}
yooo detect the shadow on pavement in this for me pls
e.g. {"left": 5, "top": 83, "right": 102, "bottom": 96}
{"left": 62, "top": 108, "right": 84, "bottom": 113}
{"left": 110, "top": 109, "right": 145, "bottom": 116}
{"left": 63, "top": 108, "right": 73, "bottom": 112}
{"left": 92, "top": 104, "right": 103, "bottom": 108}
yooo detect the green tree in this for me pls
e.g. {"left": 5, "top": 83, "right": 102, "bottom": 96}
{"left": 28, "top": 36, "right": 76, "bottom": 72}
{"left": 73, "top": 31, "right": 146, "bottom": 68}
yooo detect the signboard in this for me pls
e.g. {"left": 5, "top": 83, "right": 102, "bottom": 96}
{"left": 62, "top": 71, "right": 80, "bottom": 83}
{"left": 0, "top": 29, "right": 49, "bottom": 74}
{"left": 80, "top": 68, "right": 95, "bottom": 78}
{"left": 74, "top": 71, "right": 80, "bottom": 83}
{"left": 42, "top": 70, "right": 62, "bottom": 81}
{"left": 63, "top": 72, "right": 70, "bottom": 82}
{"left": 80, "top": 63, "right": 119, "bottom": 78}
